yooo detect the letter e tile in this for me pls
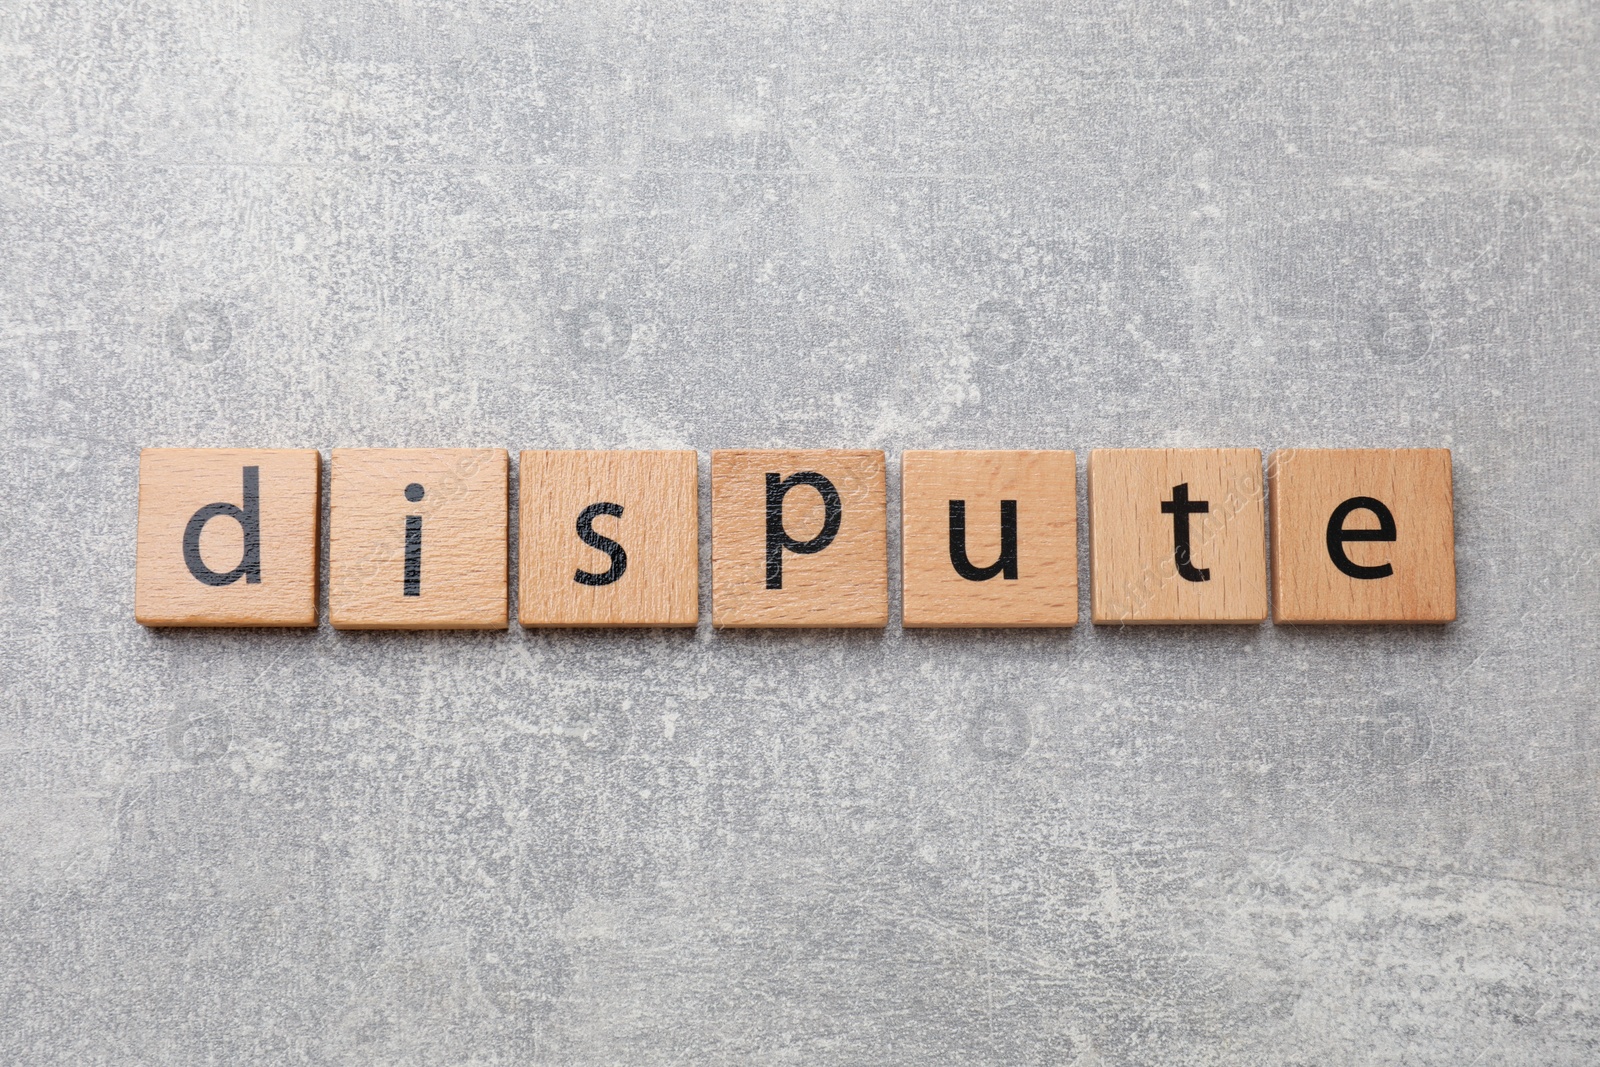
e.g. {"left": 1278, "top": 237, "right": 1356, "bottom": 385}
{"left": 1269, "top": 448, "right": 1455, "bottom": 623}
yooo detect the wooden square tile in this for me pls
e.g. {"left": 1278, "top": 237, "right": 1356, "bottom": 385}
{"left": 711, "top": 450, "right": 887, "bottom": 628}
{"left": 1088, "top": 448, "right": 1267, "bottom": 624}
{"left": 135, "top": 448, "right": 320, "bottom": 627}
{"left": 1269, "top": 448, "right": 1456, "bottom": 623}
{"left": 901, "top": 450, "right": 1078, "bottom": 627}
{"left": 329, "top": 448, "right": 508, "bottom": 630}
{"left": 519, "top": 450, "right": 699, "bottom": 627}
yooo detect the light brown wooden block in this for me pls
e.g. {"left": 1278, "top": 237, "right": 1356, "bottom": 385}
{"left": 519, "top": 450, "right": 698, "bottom": 627}
{"left": 1269, "top": 448, "right": 1455, "bottom": 623}
{"left": 1088, "top": 448, "right": 1267, "bottom": 624}
{"left": 711, "top": 449, "right": 887, "bottom": 628}
{"left": 329, "top": 448, "right": 508, "bottom": 630}
{"left": 135, "top": 448, "right": 320, "bottom": 627}
{"left": 901, "top": 450, "right": 1078, "bottom": 627}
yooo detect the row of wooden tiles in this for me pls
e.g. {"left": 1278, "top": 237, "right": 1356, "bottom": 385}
{"left": 135, "top": 447, "right": 1456, "bottom": 629}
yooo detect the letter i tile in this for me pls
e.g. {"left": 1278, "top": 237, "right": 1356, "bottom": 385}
{"left": 329, "top": 448, "right": 508, "bottom": 629}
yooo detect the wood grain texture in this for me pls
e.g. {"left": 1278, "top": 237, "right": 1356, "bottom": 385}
{"left": 901, "top": 450, "right": 1078, "bottom": 627}
{"left": 1269, "top": 448, "right": 1456, "bottom": 623}
{"left": 1088, "top": 448, "right": 1267, "bottom": 624}
{"left": 135, "top": 448, "right": 320, "bottom": 627}
{"left": 711, "top": 449, "right": 887, "bottom": 628}
{"left": 519, "top": 450, "right": 699, "bottom": 627}
{"left": 329, "top": 448, "right": 507, "bottom": 630}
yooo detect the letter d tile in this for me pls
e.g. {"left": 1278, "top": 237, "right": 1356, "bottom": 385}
{"left": 135, "top": 448, "right": 320, "bottom": 627}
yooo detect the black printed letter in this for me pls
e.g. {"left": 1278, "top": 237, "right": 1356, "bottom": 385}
{"left": 404, "top": 483, "right": 424, "bottom": 596}
{"left": 1160, "top": 482, "right": 1210, "bottom": 583}
{"left": 574, "top": 502, "right": 628, "bottom": 586}
{"left": 948, "top": 500, "right": 1018, "bottom": 581}
{"left": 182, "top": 465, "right": 261, "bottom": 586}
{"left": 1326, "top": 496, "right": 1396, "bottom": 579}
{"left": 765, "top": 471, "right": 842, "bottom": 590}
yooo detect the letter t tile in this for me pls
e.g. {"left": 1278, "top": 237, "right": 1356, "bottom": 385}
{"left": 1088, "top": 448, "right": 1267, "bottom": 624}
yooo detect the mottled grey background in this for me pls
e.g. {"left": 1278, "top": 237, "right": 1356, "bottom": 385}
{"left": 2, "top": 2, "right": 1598, "bottom": 1064}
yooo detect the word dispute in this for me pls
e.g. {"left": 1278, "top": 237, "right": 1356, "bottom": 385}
{"left": 133, "top": 447, "right": 1457, "bottom": 630}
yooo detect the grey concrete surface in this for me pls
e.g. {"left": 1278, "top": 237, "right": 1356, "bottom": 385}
{"left": 3, "top": 2, "right": 1598, "bottom": 1064}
